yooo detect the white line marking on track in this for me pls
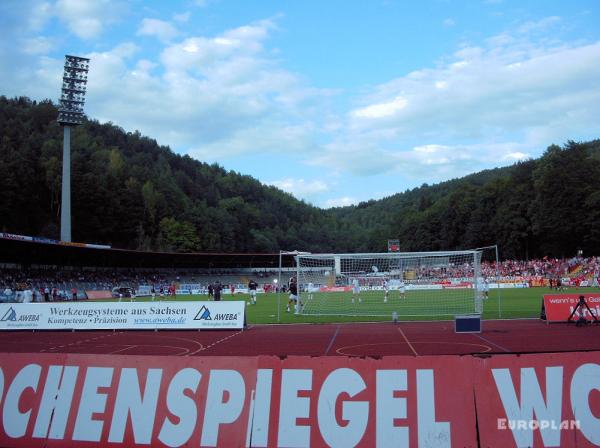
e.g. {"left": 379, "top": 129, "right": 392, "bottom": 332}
{"left": 324, "top": 325, "right": 340, "bottom": 355}
{"left": 187, "top": 329, "right": 248, "bottom": 356}
{"left": 44, "top": 332, "right": 122, "bottom": 352}
{"left": 109, "top": 345, "right": 136, "bottom": 354}
{"left": 155, "top": 336, "right": 204, "bottom": 353}
{"left": 111, "top": 335, "right": 204, "bottom": 356}
{"left": 473, "top": 333, "right": 511, "bottom": 352}
{"left": 398, "top": 327, "right": 419, "bottom": 356}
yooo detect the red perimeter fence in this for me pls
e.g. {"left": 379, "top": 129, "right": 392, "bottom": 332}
{"left": 0, "top": 350, "right": 598, "bottom": 447}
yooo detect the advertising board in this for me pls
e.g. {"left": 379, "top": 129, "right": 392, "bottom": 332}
{"left": 0, "top": 351, "right": 598, "bottom": 447}
{"left": 542, "top": 294, "right": 600, "bottom": 322}
{"left": 0, "top": 301, "right": 245, "bottom": 330}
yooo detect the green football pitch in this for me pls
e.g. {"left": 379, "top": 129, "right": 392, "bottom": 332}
{"left": 117, "top": 287, "right": 600, "bottom": 324}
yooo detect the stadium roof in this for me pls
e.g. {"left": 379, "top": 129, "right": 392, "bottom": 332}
{"left": 0, "top": 238, "right": 296, "bottom": 269}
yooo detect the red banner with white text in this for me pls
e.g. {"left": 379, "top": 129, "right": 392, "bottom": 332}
{"left": 543, "top": 293, "right": 600, "bottom": 322}
{"left": 0, "top": 353, "right": 476, "bottom": 447}
{"left": 475, "top": 351, "right": 600, "bottom": 447}
{"left": 0, "top": 352, "right": 598, "bottom": 447}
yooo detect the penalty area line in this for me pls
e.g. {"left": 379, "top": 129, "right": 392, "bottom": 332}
{"left": 398, "top": 327, "right": 419, "bottom": 356}
{"left": 472, "top": 333, "right": 511, "bottom": 353}
{"left": 324, "top": 325, "right": 341, "bottom": 355}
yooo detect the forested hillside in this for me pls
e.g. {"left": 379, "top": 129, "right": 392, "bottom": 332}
{"left": 1, "top": 96, "right": 599, "bottom": 258}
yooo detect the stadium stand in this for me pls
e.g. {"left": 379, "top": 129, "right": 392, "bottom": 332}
{"left": 1, "top": 237, "right": 599, "bottom": 303}
{"left": 0, "top": 237, "right": 296, "bottom": 302}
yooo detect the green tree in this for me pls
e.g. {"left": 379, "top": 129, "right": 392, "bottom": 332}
{"left": 158, "top": 217, "right": 200, "bottom": 252}
{"left": 531, "top": 142, "right": 598, "bottom": 256}
{"left": 1, "top": 96, "right": 599, "bottom": 257}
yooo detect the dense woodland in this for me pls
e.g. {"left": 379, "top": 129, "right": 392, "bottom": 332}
{"left": 1, "top": 96, "right": 599, "bottom": 259}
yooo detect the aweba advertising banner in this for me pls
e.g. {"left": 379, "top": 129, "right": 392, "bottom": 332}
{"left": 0, "top": 301, "right": 245, "bottom": 330}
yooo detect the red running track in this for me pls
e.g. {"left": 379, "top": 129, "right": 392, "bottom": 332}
{"left": 0, "top": 319, "right": 598, "bottom": 357}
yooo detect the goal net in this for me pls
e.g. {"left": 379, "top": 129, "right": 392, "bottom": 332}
{"left": 295, "top": 250, "right": 483, "bottom": 317}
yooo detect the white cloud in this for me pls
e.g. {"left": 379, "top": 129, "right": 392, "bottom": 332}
{"left": 324, "top": 197, "right": 358, "bottom": 208}
{"left": 351, "top": 96, "right": 408, "bottom": 119}
{"left": 55, "top": 0, "right": 123, "bottom": 39}
{"left": 395, "top": 142, "right": 532, "bottom": 180}
{"left": 503, "top": 152, "right": 529, "bottom": 161}
{"left": 28, "top": 1, "right": 53, "bottom": 30}
{"left": 173, "top": 12, "right": 191, "bottom": 23}
{"left": 321, "top": 31, "right": 600, "bottom": 180}
{"left": 2, "top": 4, "right": 599, "bottom": 207}
{"left": 315, "top": 142, "right": 532, "bottom": 184}
{"left": 518, "top": 16, "right": 561, "bottom": 34}
{"left": 78, "top": 19, "right": 328, "bottom": 169}
{"left": 312, "top": 138, "right": 533, "bottom": 182}
{"left": 188, "top": 123, "right": 317, "bottom": 160}
{"left": 138, "top": 18, "right": 179, "bottom": 43}
{"left": 160, "top": 20, "right": 274, "bottom": 74}
{"left": 0, "top": 0, "right": 122, "bottom": 43}
{"left": 20, "top": 36, "right": 54, "bottom": 55}
{"left": 268, "top": 178, "right": 330, "bottom": 197}
{"left": 310, "top": 139, "right": 399, "bottom": 176}
{"left": 443, "top": 18, "right": 456, "bottom": 27}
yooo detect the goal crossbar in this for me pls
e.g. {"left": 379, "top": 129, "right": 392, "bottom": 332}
{"left": 297, "top": 250, "right": 480, "bottom": 259}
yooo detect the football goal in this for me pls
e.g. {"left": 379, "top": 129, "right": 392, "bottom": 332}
{"left": 294, "top": 250, "right": 484, "bottom": 318}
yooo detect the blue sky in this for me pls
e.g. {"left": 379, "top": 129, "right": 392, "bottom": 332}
{"left": 1, "top": 0, "right": 600, "bottom": 208}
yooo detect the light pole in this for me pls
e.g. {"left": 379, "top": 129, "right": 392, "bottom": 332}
{"left": 58, "top": 55, "right": 90, "bottom": 242}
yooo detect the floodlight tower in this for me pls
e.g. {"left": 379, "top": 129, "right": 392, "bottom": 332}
{"left": 58, "top": 55, "right": 90, "bottom": 242}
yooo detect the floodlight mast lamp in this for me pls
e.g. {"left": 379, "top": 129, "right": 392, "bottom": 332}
{"left": 58, "top": 55, "right": 90, "bottom": 242}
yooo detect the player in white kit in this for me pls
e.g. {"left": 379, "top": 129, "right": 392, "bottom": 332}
{"left": 308, "top": 282, "right": 314, "bottom": 300}
{"left": 351, "top": 278, "right": 361, "bottom": 303}
{"left": 399, "top": 280, "right": 406, "bottom": 299}
{"left": 383, "top": 279, "right": 389, "bottom": 303}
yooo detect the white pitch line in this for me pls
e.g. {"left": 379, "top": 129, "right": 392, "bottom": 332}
{"left": 188, "top": 330, "right": 245, "bottom": 356}
{"left": 45, "top": 332, "right": 119, "bottom": 352}
{"left": 398, "top": 327, "right": 419, "bottom": 356}
{"left": 109, "top": 345, "right": 136, "bottom": 354}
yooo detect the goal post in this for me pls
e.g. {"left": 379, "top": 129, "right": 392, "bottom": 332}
{"left": 294, "top": 250, "right": 484, "bottom": 318}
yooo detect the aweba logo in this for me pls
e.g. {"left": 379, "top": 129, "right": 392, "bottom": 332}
{"left": 194, "top": 306, "right": 212, "bottom": 321}
{"left": 1, "top": 307, "right": 17, "bottom": 322}
{"left": 193, "top": 306, "right": 240, "bottom": 322}
{"left": 0, "top": 307, "right": 40, "bottom": 323}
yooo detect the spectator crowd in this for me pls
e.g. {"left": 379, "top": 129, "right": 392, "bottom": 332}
{"left": 0, "top": 266, "right": 281, "bottom": 303}
{"left": 1, "top": 257, "right": 599, "bottom": 303}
